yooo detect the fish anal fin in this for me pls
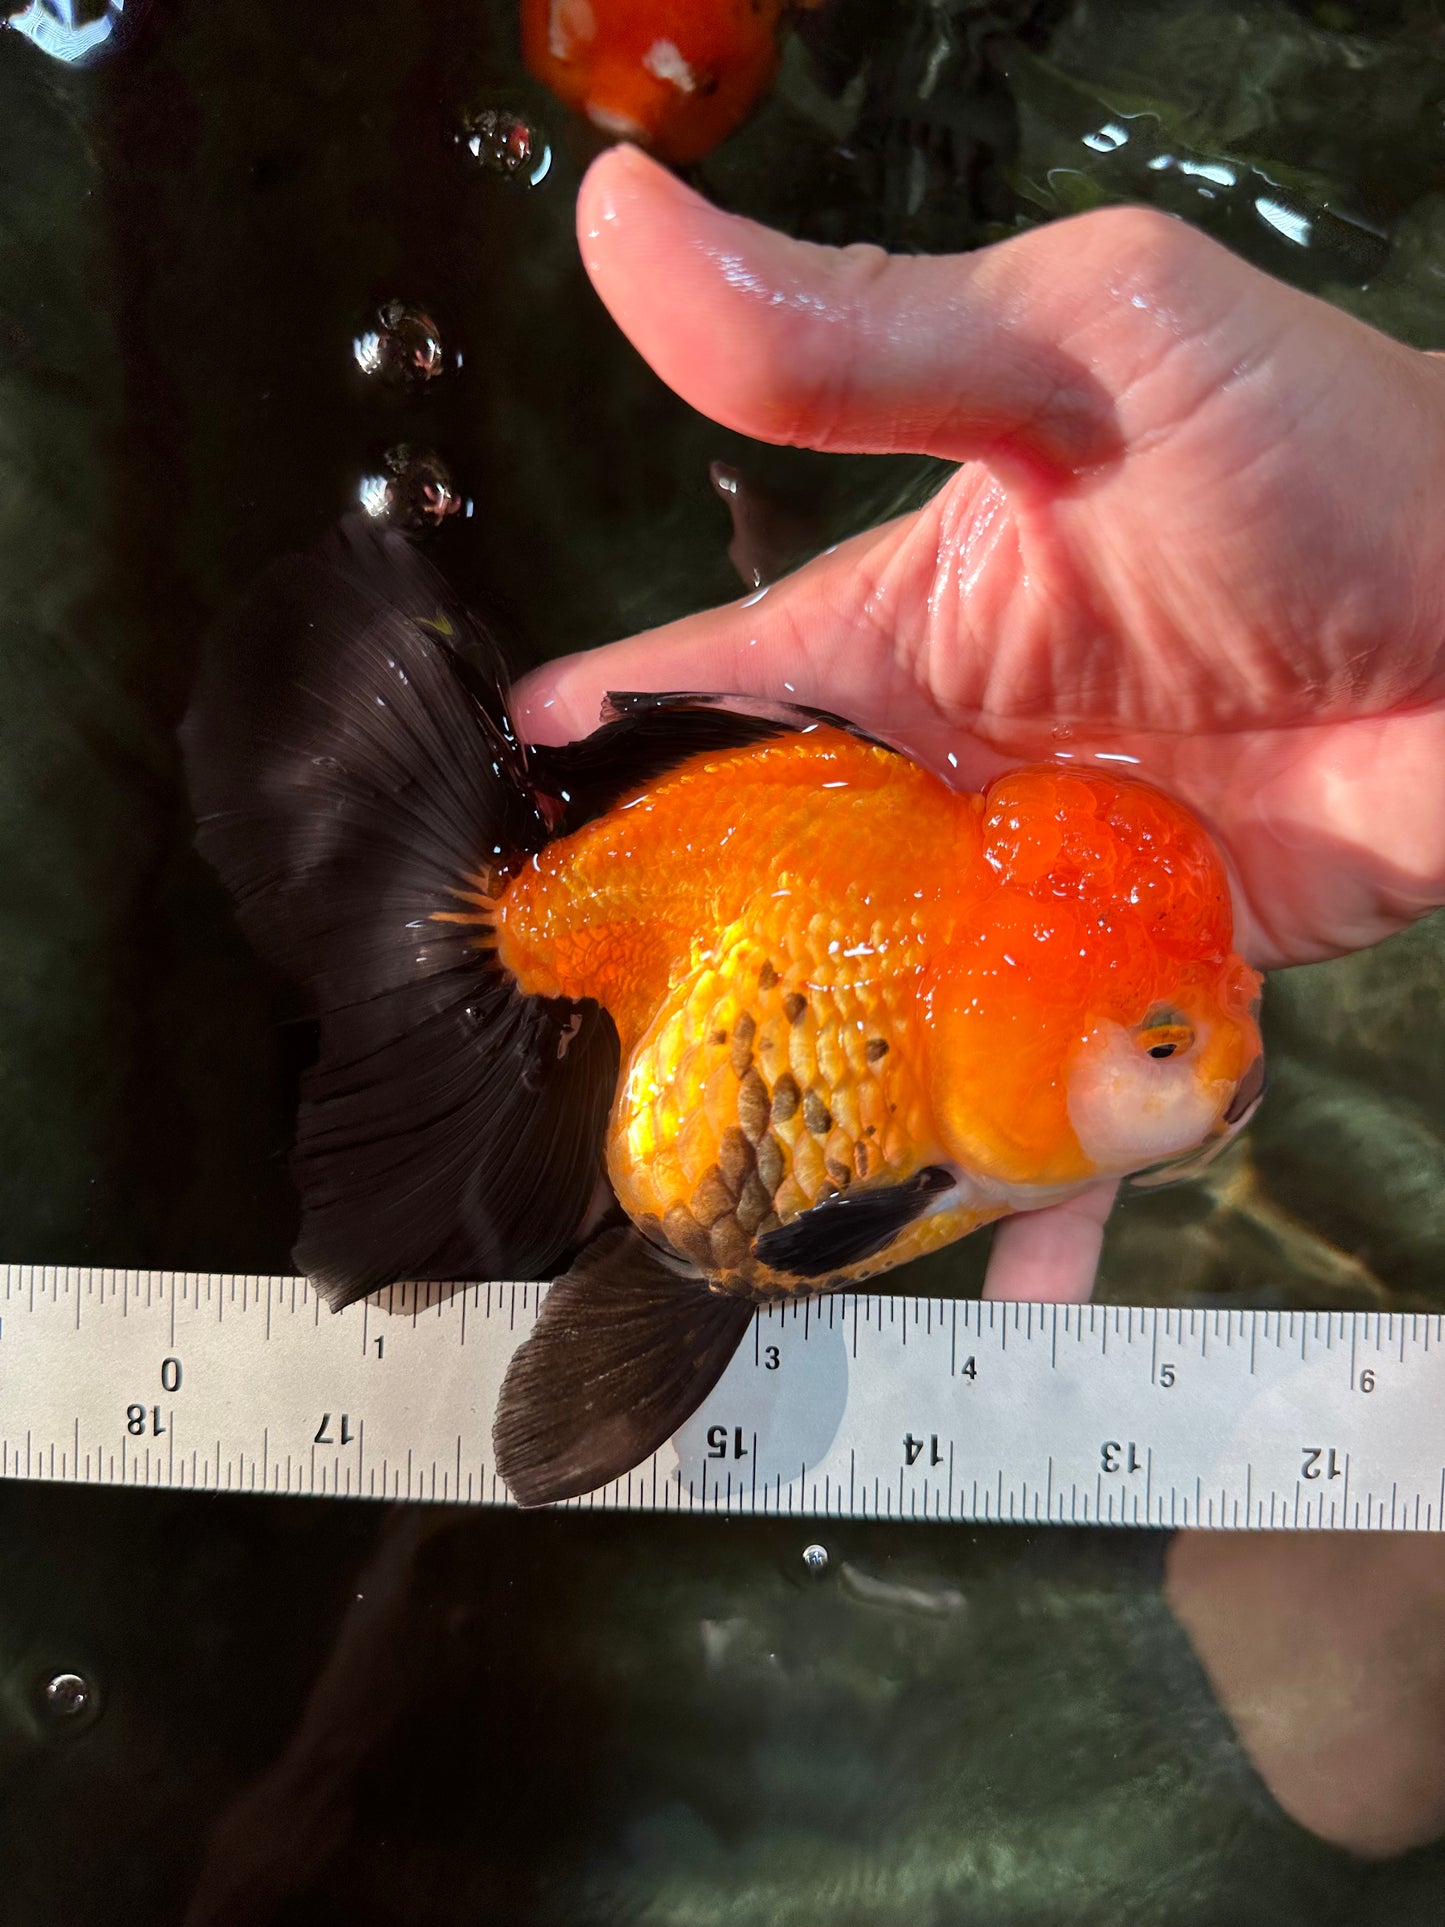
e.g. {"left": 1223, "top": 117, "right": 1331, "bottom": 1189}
{"left": 754, "top": 1167, "right": 956, "bottom": 1279}
{"left": 493, "top": 1227, "right": 754, "bottom": 1507}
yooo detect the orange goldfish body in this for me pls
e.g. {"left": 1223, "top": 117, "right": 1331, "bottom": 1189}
{"left": 523, "top": 0, "right": 807, "bottom": 164}
{"left": 183, "top": 523, "right": 1265, "bottom": 1507}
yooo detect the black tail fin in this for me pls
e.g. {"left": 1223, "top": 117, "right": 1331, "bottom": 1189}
{"left": 181, "top": 518, "right": 619, "bottom": 1304}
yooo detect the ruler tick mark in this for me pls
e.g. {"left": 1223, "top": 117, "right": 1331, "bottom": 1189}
{"left": 1, "top": 1270, "right": 1441, "bottom": 1532}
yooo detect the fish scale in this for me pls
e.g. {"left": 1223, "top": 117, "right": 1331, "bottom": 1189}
{"left": 496, "top": 728, "right": 986, "bottom": 1289}
{"left": 614, "top": 928, "right": 956, "bottom": 1292}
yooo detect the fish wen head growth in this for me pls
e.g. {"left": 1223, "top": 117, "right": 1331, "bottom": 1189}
{"left": 926, "top": 765, "right": 1263, "bottom": 1195}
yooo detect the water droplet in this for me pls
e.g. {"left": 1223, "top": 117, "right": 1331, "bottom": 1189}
{"left": 359, "top": 446, "right": 464, "bottom": 532}
{"left": 460, "top": 108, "right": 552, "bottom": 186}
{"left": 353, "top": 302, "right": 446, "bottom": 386}
{"left": 1051, "top": 723, "right": 1075, "bottom": 743}
{"left": 40, "top": 1672, "right": 94, "bottom": 1722}
{"left": 801, "top": 1543, "right": 829, "bottom": 1576}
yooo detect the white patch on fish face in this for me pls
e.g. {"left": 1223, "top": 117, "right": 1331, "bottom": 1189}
{"left": 1066, "top": 1019, "right": 1229, "bottom": 1176}
{"left": 643, "top": 38, "right": 698, "bottom": 92}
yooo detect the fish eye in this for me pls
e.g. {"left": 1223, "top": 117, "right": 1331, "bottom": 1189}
{"left": 1138, "top": 1009, "right": 1194, "bottom": 1061}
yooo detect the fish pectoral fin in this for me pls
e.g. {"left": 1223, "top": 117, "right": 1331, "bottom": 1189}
{"left": 493, "top": 1227, "right": 754, "bottom": 1508}
{"left": 753, "top": 1167, "right": 956, "bottom": 1280}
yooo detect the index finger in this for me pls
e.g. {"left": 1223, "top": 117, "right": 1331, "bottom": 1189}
{"left": 514, "top": 510, "right": 925, "bottom": 745}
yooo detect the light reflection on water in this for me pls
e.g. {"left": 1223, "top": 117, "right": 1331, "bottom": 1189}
{"left": 5, "top": 0, "right": 123, "bottom": 63}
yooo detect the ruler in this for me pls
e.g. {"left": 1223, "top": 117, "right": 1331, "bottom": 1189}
{"left": 0, "top": 1264, "right": 1441, "bottom": 1528}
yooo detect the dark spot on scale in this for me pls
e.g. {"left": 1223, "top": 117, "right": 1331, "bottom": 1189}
{"left": 738, "top": 1068, "right": 770, "bottom": 1142}
{"left": 854, "top": 1141, "right": 871, "bottom": 1179}
{"left": 710, "top": 1215, "right": 751, "bottom": 1269}
{"left": 770, "top": 1072, "right": 800, "bottom": 1125}
{"left": 803, "top": 1088, "right": 833, "bottom": 1136}
{"left": 735, "top": 1175, "right": 773, "bottom": 1234}
{"left": 783, "top": 992, "right": 808, "bottom": 1025}
{"left": 866, "top": 1037, "right": 890, "bottom": 1063}
{"left": 730, "top": 1011, "right": 757, "bottom": 1077}
{"left": 825, "top": 1159, "right": 852, "bottom": 1189}
{"left": 758, "top": 960, "right": 779, "bottom": 990}
{"left": 864, "top": 1124, "right": 876, "bottom": 1137}
{"left": 663, "top": 1202, "right": 714, "bottom": 1269}
{"left": 718, "top": 1126, "right": 755, "bottom": 1192}
{"left": 711, "top": 1028, "right": 728, "bottom": 1046}
{"left": 692, "top": 1169, "right": 736, "bottom": 1225}
{"left": 756, "top": 1132, "right": 785, "bottom": 1194}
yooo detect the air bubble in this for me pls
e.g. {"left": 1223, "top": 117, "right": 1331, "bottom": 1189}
{"left": 40, "top": 1671, "right": 97, "bottom": 1725}
{"left": 359, "top": 446, "right": 466, "bottom": 532}
{"left": 461, "top": 108, "right": 552, "bottom": 186}
{"left": 801, "top": 1543, "right": 829, "bottom": 1576}
{"left": 353, "top": 302, "right": 446, "bottom": 386}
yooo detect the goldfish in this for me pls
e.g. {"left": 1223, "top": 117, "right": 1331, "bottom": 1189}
{"left": 523, "top": 0, "right": 820, "bottom": 165}
{"left": 183, "top": 520, "right": 1264, "bottom": 1507}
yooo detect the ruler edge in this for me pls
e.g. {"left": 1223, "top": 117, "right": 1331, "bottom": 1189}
{"left": 2, "top": 1264, "right": 1441, "bottom": 1530}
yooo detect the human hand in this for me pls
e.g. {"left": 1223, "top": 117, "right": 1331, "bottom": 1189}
{"left": 516, "top": 145, "right": 1445, "bottom": 1301}
{"left": 1167, "top": 1529, "right": 1445, "bottom": 1859}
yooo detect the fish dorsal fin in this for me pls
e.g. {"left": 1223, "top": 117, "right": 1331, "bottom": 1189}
{"left": 493, "top": 1226, "right": 755, "bottom": 1507}
{"left": 754, "top": 1168, "right": 956, "bottom": 1279}
{"left": 530, "top": 691, "right": 896, "bottom": 835}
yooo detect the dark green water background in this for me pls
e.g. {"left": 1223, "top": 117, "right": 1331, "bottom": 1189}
{"left": 2, "top": 0, "right": 1445, "bottom": 1919}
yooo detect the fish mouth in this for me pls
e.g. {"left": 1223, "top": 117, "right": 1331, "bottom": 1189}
{"left": 1125, "top": 1053, "right": 1266, "bottom": 1191}
{"left": 1223, "top": 1052, "right": 1266, "bottom": 1126}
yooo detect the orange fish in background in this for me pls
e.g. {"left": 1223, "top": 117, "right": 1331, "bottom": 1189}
{"left": 183, "top": 522, "right": 1264, "bottom": 1507}
{"left": 522, "top": 0, "right": 823, "bottom": 164}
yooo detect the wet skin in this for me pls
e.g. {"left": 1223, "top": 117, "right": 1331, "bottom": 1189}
{"left": 516, "top": 144, "right": 1445, "bottom": 1305}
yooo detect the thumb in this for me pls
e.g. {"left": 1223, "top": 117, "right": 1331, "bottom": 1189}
{"left": 576, "top": 146, "right": 1256, "bottom": 479}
